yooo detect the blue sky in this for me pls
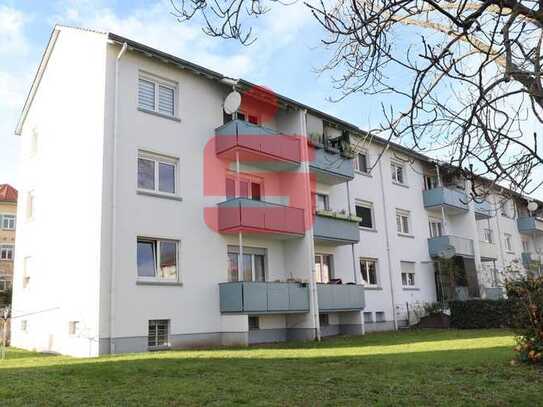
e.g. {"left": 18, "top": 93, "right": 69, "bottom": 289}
{"left": 0, "top": 0, "right": 541, "bottom": 198}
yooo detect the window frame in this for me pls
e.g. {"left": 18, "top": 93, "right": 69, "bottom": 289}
{"left": 26, "top": 191, "right": 35, "bottom": 221}
{"left": 391, "top": 161, "right": 406, "bottom": 185}
{"left": 504, "top": 233, "right": 513, "bottom": 252}
{"left": 482, "top": 228, "right": 493, "bottom": 244}
{"left": 1, "top": 214, "right": 16, "bottom": 230}
{"left": 428, "top": 217, "right": 443, "bottom": 238}
{"left": 227, "top": 246, "right": 267, "bottom": 282}
{"left": 148, "top": 319, "right": 170, "bottom": 349}
{"left": 360, "top": 258, "right": 379, "bottom": 287}
{"left": 225, "top": 172, "right": 264, "bottom": 201}
{"left": 355, "top": 200, "right": 375, "bottom": 230}
{"left": 400, "top": 261, "right": 416, "bottom": 288}
{"left": 0, "top": 245, "right": 14, "bottom": 261}
{"left": 315, "top": 193, "right": 330, "bottom": 211}
{"left": 137, "top": 151, "right": 180, "bottom": 198}
{"left": 396, "top": 209, "right": 412, "bottom": 236}
{"left": 137, "top": 237, "right": 180, "bottom": 283}
{"left": 315, "top": 253, "right": 334, "bottom": 283}
{"left": 138, "top": 73, "right": 178, "bottom": 118}
{"left": 68, "top": 321, "right": 80, "bottom": 336}
{"left": 354, "top": 150, "right": 370, "bottom": 175}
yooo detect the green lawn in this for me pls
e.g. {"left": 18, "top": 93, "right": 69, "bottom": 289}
{"left": 1, "top": 329, "right": 541, "bottom": 406}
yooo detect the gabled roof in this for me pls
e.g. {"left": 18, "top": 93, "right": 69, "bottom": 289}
{"left": 0, "top": 184, "right": 18, "bottom": 203}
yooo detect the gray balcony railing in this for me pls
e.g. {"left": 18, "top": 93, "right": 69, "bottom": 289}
{"left": 428, "top": 235, "right": 474, "bottom": 258}
{"left": 479, "top": 241, "right": 498, "bottom": 260}
{"left": 474, "top": 199, "right": 493, "bottom": 220}
{"left": 217, "top": 198, "right": 305, "bottom": 236}
{"left": 423, "top": 187, "right": 468, "bottom": 212}
{"left": 219, "top": 282, "right": 310, "bottom": 314}
{"left": 215, "top": 120, "right": 301, "bottom": 164}
{"left": 309, "top": 146, "right": 354, "bottom": 184}
{"left": 313, "top": 213, "right": 360, "bottom": 245}
{"left": 317, "top": 284, "right": 365, "bottom": 311}
{"left": 517, "top": 216, "right": 543, "bottom": 234}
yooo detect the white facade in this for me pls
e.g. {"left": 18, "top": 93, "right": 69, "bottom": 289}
{"left": 11, "top": 26, "right": 543, "bottom": 356}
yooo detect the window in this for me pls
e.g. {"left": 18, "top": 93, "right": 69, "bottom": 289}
{"left": 482, "top": 228, "right": 493, "bottom": 243}
{"left": 363, "top": 312, "right": 373, "bottom": 323}
{"left": 0, "top": 277, "right": 10, "bottom": 292}
{"left": 315, "top": 254, "right": 333, "bottom": 283}
{"left": 138, "top": 76, "right": 176, "bottom": 117}
{"left": 391, "top": 162, "right": 405, "bottom": 185}
{"left": 428, "top": 218, "right": 443, "bottom": 238}
{"left": 225, "top": 174, "right": 263, "bottom": 201}
{"left": 396, "top": 210, "right": 411, "bottom": 235}
{"left": 21, "top": 320, "right": 28, "bottom": 332}
{"left": 148, "top": 319, "right": 169, "bottom": 348}
{"left": 401, "top": 261, "right": 416, "bottom": 287}
{"left": 316, "top": 193, "right": 329, "bottom": 211}
{"left": 424, "top": 174, "right": 438, "bottom": 190}
{"left": 0, "top": 245, "right": 14, "bottom": 261}
{"left": 319, "top": 314, "right": 329, "bottom": 327}
{"left": 375, "top": 312, "right": 386, "bottom": 322}
{"left": 522, "top": 240, "right": 529, "bottom": 252}
{"left": 1, "top": 214, "right": 15, "bottom": 230}
{"left": 248, "top": 316, "right": 260, "bottom": 330}
{"left": 26, "top": 191, "right": 35, "bottom": 220}
{"left": 355, "top": 151, "right": 369, "bottom": 174}
{"left": 504, "top": 233, "right": 513, "bottom": 252}
{"left": 23, "top": 256, "right": 32, "bottom": 288}
{"left": 236, "top": 110, "right": 260, "bottom": 125}
{"left": 360, "top": 258, "right": 378, "bottom": 287}
{"left": 137, "top": 238, "right": 179, "bottom": 281}
{"left": 137, "top": 152, "right": 178, "bottom": 195}
{"left": 68, "top": 321, "right": 80, "bottom": 336}
{"left": 227, "top": 246, "right": 266, "bottom": 282}
{"left": 356, "top": 201, "right": 374, "bottom": 229}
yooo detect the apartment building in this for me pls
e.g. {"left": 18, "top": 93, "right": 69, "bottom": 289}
{"left": 11, "top": 26, "right": 542, "bottom": 356}
{"left": 0, "top": 184, "right": 17, "bottom": 295}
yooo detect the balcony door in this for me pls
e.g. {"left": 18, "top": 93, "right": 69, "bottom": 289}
{"left": 315, "top": 254, "right": 333, "bottom": 283}
{"left": 227, "top": 246, "right": 266, "bottom": 282}
{"left": 226, "top": 173, "right": 263, "bottom": 201}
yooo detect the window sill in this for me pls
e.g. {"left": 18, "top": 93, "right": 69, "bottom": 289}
{"left": 402, "top": 287, "right": 419, "bottom": 291}
{"left": 137, "top": 190, "right": 183, "bottom": 202}
{"left": 397, "top": 233, "right": 414, "bottom": 239}
{"left": 392, "top": 181, "right": 409, "bottom": 188}
{"left": 506, "top": 251, "right": 515, "bottom": 255}
{"left": 364, "top": 286, "right": 383, "bottom": 291}
{"left": 355, "top": 170, "right": 372, "bottom": 178}
{"left": 359, "top": 227, "right": 377, "bottom": 233}
{"left": 138, "top": 107, "right": 181, "bottom": 122}
{"left": 136, "top": 280, "right": 183, "bottom": 287}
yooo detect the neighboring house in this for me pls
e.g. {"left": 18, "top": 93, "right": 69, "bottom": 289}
{"left": 10, "top": 26, "right": 543, "bottom": 357}
{"left": 0, "top": 184, "right": 17, "bottom": 298}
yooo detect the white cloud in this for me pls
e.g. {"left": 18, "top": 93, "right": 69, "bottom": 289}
{"left": 0, "top": 5, "right": 29, "bottom": 55}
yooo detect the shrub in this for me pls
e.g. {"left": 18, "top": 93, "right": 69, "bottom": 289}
{"left": 506, "top": 276, "right": 543, "bottom": 365}
{"left": 449, "top": 299, "right": 513, "bottom": 329}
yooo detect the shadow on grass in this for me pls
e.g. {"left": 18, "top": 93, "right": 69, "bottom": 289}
{"left": 0, "top": 345, "right": 539, "bottom": 407}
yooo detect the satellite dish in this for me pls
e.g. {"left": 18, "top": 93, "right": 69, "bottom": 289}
{"left": 528, "top": 201, "right": 538, "bottom": 212}
{"left": 438, "top": 245, "right": 455, "bottom": 259}
{"left": 223, "top": 91, "right": 241, "bottom": 115}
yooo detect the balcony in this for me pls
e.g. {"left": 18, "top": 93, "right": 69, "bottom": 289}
{"left": 313, "top": 212, "right": 360, "bottom": 246}
{"left": 479, "top": 241, "right": 498, "bottom": 261}
{"left": 474, "top": 199, "right": 493, "bottom": 220}
{"left": 219, "top": 282, "right": 310, "bottom": 314}
{"left": 317, "top": 284, "right": 365, "bottom": 312}
{"left": 521, "top": 252, "right": 541, "bottom": 269}
{"left": 423, "top": 187, "right": 468, "bottom": 215}
{"left": 217, "top": 198, "right": 305, "bottom": 237}
{"left": 428, "top": 235, "right": 474, "bottom": 258}
{"left": 308, "top": 145, "right": 354, "bottom": 185}
{"left": 517, "top": 216, "right": 543, "bottom": 235}
{"left": 215, "top": 120, "right": 301, "bottom": 169}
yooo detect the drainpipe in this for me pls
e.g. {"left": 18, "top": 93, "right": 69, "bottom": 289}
{"left": 493, "top": 194, "right": 506, "bottom": 278}
{"left": 377, "top": 154, "right": 398, "bottom": 331}
{"left": 236, "top": 151, "right": 244, "bottom": 280}
{"left": 300, "top": 110, "right": 320, "bottom": 341}
{"left": 435, "top": 163, "right": 448, "bottom": 235}
{"left": 110, "top": 41, "right": 128, "bottom": 354}
{"left": 347, "top": 180, "right": 364, "bottom": 334}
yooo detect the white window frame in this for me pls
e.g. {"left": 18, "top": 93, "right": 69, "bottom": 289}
{"left": 68, "top": 321, "right": 80, "bottom": 336}
{"left": 396, "top": 209, "right": 412, "bottom": 236}
{"left": 391, "top": 161, "right": 406, "bottom": 185}
{"left": 137, "top": 151, "right": 180, "bottom": 197}
{"left": 148, "top": 319, "right": 170, "bottom": 349}
{"left": 226, "top": 172, "right": 264, "bottom": 201}
{"left": 23, "top": 256, "right": 31, "bottom": 288}
{"left": 1, "top": 214, "right": 15, "bottom": 230}
{"left": 227, "top": 246, "right": 267, "bottom": 282}
{"left": 315, "top": 253, "right": 334, "bottom": 283}
{"left": 354, "top": 150, "right": 370, "bottom": 174}
{"left": 26, "top": 191, "right": 35, "bottom": 221}
{"left": 356, "top": 201, "right": 375, "bottom": 230}
{"left": 360, "top": 258, "right": 379, "bottom": 287}
{"left": 482, "top": 228, "right": 493, "bottom": 244}
{"left": 315, "top": 193, "right": 330, "bottom": 211}
{"left": 138, "top": 73, "right": 178, "bottom": 118}
{"left": 428, "top": 217, "right": 443, "bottom": 238}
{"left": 424, "top": 174, "right": 438, "bottom": 190}
{"left": 137, "top": 237, "right": 180, "bottom": 283}
{"left": 522, "top": 239, "right": 529, "bottom": 253}
{"left": 504, "top": 233, "right": 513, "bottom": 252}
{"left": 0, "top": 245, "right": 14, "bottom": 261}
{"left": 400, "top": 261, "right": 416, "bottom": 288}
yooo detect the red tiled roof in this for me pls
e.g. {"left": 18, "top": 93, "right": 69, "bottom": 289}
{"left": 0, "top": 184, "right": 17, "bottom": 202}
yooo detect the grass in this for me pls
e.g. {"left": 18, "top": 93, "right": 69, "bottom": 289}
{"left": 0, "top": 329, "right": 542, "bottom": 406}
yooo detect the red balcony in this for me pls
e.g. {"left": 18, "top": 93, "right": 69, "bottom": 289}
{"left": 215, "top": 120, "right": 301, "bottom": 166}
{"left": 218, "top": 198, "right": 305, "bottom": 237}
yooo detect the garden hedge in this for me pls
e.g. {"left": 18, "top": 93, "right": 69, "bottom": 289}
{"left": 449, "top": 299, "right": 513, "bottom": 329}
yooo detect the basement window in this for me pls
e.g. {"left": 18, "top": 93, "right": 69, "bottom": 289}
{"left": 148, "top": 319, "right": 169, "bottom": 349}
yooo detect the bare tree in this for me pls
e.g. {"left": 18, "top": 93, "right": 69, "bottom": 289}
{"left": 170, "top": 0, "right": 543, "bottom": 197}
